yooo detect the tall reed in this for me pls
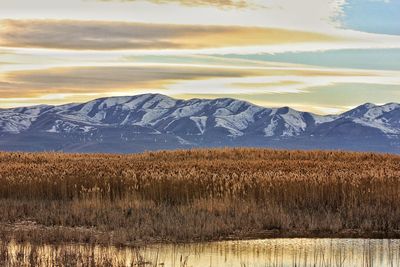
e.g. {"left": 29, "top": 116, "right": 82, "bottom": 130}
{"left": 0, "top": 148, "right": 399, "bottom": 243}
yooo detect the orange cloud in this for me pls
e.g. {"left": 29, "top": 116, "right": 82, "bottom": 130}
{"left": 0, "top": 63, "right": 382, "bottom": 100}
{"left": 0, "top": 65, "right": 263, "bottom": 98}
{"left": 0, "top": 19, "right": 339, "bottom": 51}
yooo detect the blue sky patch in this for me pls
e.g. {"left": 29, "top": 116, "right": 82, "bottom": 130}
{"left": 222, "top": 49, "right": 400, "bottom": 70}
{"left": 343, "top": 0, "right": 400, "bottom": 35}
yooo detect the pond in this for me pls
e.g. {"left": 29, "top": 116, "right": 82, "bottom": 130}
{"left": 2, "top": 238, "right": 400, "bottom": 266}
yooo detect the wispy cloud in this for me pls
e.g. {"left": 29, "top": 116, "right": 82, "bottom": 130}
{"left": 0, "top": 19, "right": 339, "bottom": 51}
{"left": 99, "top": 0, "right": 251, "bottom": 8}
{"left": 0, "top": 65, "right": 262, "bottom": 99}
{"left": 1, "top": 63, "right": 399, "bottom": 109}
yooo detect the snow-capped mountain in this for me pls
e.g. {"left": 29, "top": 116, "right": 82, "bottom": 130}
{"left": 0, "top": 94, "right": 398, "bottom": 153}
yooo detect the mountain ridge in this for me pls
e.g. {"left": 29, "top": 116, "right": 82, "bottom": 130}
{"left": 0, "top": 94, "right": 399, "bottom": 153}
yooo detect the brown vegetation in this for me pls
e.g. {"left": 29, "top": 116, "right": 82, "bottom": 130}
{"left": 0, "top": 241, "right": 169, "bottom": 267}
{"left": 0, "top": 148, "right": 399, "bottom": 245}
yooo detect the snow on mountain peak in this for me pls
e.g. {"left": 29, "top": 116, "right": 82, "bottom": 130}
{"left": 339, "top": 102, "right": 400, "bottom": 135}
{"left": 0, "top": 95, "right": 398, "bottom": 147}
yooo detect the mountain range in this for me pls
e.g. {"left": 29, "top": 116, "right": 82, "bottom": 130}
{"left": 0, "top": 94, "right": 399, "bottom": 153}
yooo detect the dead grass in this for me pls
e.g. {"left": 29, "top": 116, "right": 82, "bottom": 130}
{"left": 0, "top": 148, "right": 399, "bottom": 244}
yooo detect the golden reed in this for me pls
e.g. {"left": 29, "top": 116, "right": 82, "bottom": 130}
{"left": 0, "top": 148, "right": 399, "bottom": 245}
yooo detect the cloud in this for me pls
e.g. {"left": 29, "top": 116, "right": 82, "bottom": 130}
{"left": 0, "top": 19, "right": 338, "bottom": 51}
{"left": 0, "top": 65, "right": 263, "bottom": 99}
{"left": 1, "top": 63, "right": 400, "bottom": 112}
{"left": 99, "top": 0, "right": 250, "bottom": 8}
{"left": 1, "top": 63, "right": 398, "bottom": 99}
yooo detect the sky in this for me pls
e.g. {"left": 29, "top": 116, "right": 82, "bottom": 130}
{"left": 0, "top": 0, "right": 399, "bottom": 114}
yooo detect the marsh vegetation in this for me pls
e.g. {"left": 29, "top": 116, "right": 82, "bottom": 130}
{"left": 0, "top": 148, "right": 399, "bottom": 245}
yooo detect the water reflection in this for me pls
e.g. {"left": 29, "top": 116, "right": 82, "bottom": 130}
{"left": 2, "top": 239, "right": 400, "bottom": 266}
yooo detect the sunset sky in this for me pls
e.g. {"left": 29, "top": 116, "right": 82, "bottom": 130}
{"left": 0, "top": 0, "right": 399, "bottom": 114}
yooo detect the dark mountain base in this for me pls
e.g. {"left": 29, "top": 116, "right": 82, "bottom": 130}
{"left": 0, "top": 132, "right": 397, "bottom": 154}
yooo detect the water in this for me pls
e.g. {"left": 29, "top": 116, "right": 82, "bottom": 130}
{"left": 3, "top": 238, "right": 400, "bottom": 266}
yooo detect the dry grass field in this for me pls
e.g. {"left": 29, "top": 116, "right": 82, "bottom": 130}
{"left": 0, "top": 148, "right": 399, "bottom": 245}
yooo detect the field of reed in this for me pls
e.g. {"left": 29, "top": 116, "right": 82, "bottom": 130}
{"left": 0, "top": 148, "right": 399, "bottom": 245}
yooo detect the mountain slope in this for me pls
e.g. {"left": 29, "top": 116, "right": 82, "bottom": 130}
{"left": 0, "top": 94, "right": 398, "bottom": 153}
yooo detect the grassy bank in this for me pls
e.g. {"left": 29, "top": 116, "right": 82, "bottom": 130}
{"left": 0, "top": 148, "right": 399, "bottom": 245}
